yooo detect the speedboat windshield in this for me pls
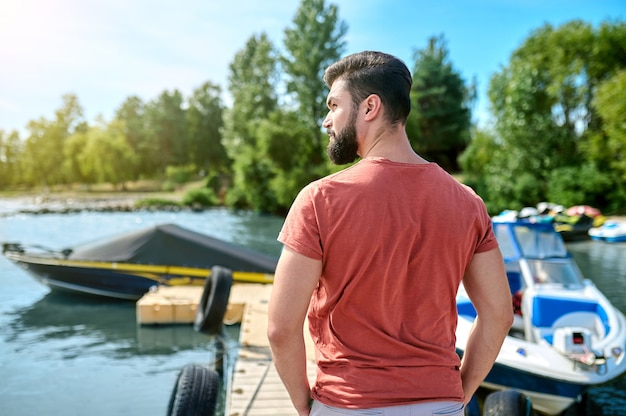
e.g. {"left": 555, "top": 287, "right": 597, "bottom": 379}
{"left": 526, "top": 259, "right": 585, "bottom": 287}
{"left": 494, "top": 222, "right": 568, "bottom": 260}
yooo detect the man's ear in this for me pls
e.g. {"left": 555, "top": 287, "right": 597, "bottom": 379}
{"left": 363, "top": 94, "right": 381, "bottom": 120}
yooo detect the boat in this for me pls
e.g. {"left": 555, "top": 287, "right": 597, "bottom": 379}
{"left": 503, "top": 204, "right": 606, "bottom": 242}
{"left": 2, "top": 223, "right": 277, "bottom": 300}
{"left": 456, "top": 219, "right": 626, "bottom": 415}
{"left": 588, "top": 220, "right": 626, "bottom": 243}
{"left": 553, "top": 214, "right": 598, "bottom": 242}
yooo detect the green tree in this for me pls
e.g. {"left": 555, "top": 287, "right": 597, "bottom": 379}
{"left": 458, "top": 126, "right": 499, "bottom": 197}
{"left": 63, "top": 128, "right": 92, "bottom": 185}
{"left": 257, "top": 109, "right": 318, "bottom": 211}
{"left": 78, "top": 120, "right": 137, "bottom": 189}
{"left": 592, "top": 69, "right": 626, "bottom": 182}
{"left": 21, "top": 94, "right": 85, "bottom": 188}
{"left": 186, "top": 81, "right": 227, "bottom": 176}
{"left": 144, "top": 90, "right": 188, "bottom": 175}
{"left": 462, "top": 19, "right": 626, "bottom": 212}
{"left": 281, "top": 0, "right": 347, "bottom": 165}
{"left": 487, "top": 60, "right": 569, "bottom": 209}
{"left": 407, "top": 35, "right": 473, "bottom": 172}
{"left": 0, "top": 130, "right": 22, "bottom": 188}
{"left": 223, "top": 33, "right": 278, "bottom": 157}
{"left": 546, "top": 163, "right": 615, "bottom": 209}
{"left": 114, "top": 96, "right": 151, "bottom": 178}
{"left": 223, "top": 33, "right": 280, "bottom": 210}
{"left": 501, "top": 20, "right": 626, "bottom": 204}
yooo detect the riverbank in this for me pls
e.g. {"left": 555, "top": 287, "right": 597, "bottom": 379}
{"left": 2, "top": 188, "right": 625, "bottom": 223}
{"left": 0, "top": 181, "right": 202, "bottom": 216}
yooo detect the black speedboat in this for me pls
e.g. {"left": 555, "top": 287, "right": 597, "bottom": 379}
{"left": 2, "top": 223, "right": 277, "bottom": 300}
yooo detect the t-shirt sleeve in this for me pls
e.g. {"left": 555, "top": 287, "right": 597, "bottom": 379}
{"left": 474, "top": 204, "right": 498, "bottom": 254}
{"left": 277, "top": 184, "right": 324, "bottom": 260}
{"left": 475, "top": 226, "right": 498, "bottom": 253}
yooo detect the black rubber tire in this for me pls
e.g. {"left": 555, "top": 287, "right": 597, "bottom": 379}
{"left": 193, "top": 266, "right": 233, "bottom": 335}
{"left": 483, "top": 389, "right": 534, "bottom": 416}
{"left": 166, "top": 363, "right": 220, "bottom": 416}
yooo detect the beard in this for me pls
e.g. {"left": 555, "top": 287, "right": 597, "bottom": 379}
{"left": 326, "top": 112, "right": 359, "bottom": 165}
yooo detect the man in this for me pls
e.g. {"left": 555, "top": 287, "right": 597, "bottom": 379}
{"left": 267, "top": 51, "right": 513, "bottom": 416}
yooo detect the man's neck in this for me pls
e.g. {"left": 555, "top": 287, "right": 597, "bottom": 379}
{"left": 360, "top": 128, "right": 428, "bottom": 164}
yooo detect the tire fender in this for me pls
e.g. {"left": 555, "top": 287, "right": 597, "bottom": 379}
{"left": 483, "top": 389, "right": 535, "bottom": 416}
{"left": 193, "top": 265, "right": 233, "bottom": 335}
{"left": 167, "top": 363, "right": 219, "bottom": 416}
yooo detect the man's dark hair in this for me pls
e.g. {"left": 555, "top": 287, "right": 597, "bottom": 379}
{"left": 323, "top": 51, "right": 412, "bottom": 125}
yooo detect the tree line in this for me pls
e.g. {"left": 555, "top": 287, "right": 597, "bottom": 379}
{"left": 461, "top": 18, "right": 626, "bottom": 215}
{"left": 0, "top": 0, "right": 624, "bottom": 216}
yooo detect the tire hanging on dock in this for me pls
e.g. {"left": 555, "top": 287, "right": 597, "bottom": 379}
{"left": 193, "top": 265, "right": 233, "bottom": 335}
{"left": 483, "top": 389, "right": 535, "bottom": 416}
{"left": 166, "top": 363, "right": 220, "bottom": 416}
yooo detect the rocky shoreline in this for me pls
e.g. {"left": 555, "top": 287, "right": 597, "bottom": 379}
{"left": 2, "top": 194, "right": 624, "bottom": 223}
{"left": 0, "top": 193, "right": 185, "bottom": 216}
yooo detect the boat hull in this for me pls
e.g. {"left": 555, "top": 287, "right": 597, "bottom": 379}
{"left": 12, "top": 259, "right": 196, "bottom": 300}
{"left": 457, "top": 302, "right": 626, "bottom": 415}
{"left": 480, "top": 382, "right": 579, "bottom": 416}
{"left": 2, "top": 223, "right": 277, "bottom": 300}
{"left": 480, "top": 356, "right": 586, "bottom": 415}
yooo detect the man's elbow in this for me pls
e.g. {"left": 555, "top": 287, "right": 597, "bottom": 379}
{"left": 267, "top": 320, "right": 296, "bottom": 349}
{"left": 267, "top": 320, "right": 282, "bottom": 347}
{"left": 500, "top": 305, "right": 515, "bottom": 333}
{"left": 481, "top": 302, "right": 514, "bottom": 335}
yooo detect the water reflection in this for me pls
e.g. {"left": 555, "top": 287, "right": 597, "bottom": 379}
{"left": 6, "top": 291, "right": 229, "bottom": 359}
{"left": 0, "top": 210, "right": 273, "bottom": 416}
{"left": 566, "top": 240, "right": 626, "bottom": 415}
{"left": 568, "top": 241, "right": 626, "bottom": 309}
{"left": 228, "top": 211, "right": 284, "bottom": 257}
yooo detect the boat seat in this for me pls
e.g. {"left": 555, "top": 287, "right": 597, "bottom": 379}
{"left": 506, "top": 271, "right": 522, "bottom": 294}
{"left": 552, "top": 311, "right": 607, "bottom": 338}
{"left": 457, "top": 301, "right": 476, "bottom": 319}
{"left": 526, "top": 296, "right": 610, "bottom": 344}
{"left": 458, "top": 299, "right": 525, "bottom": 336}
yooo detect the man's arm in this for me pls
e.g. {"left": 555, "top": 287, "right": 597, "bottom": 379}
{"left": 460, "top": 248, "right": 514, "bottom": 404}
{"left": 267, "top": 246, "right": 322, "bottom": 416}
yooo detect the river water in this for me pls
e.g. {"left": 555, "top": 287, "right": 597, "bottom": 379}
{"left": 0, "top": 209, "right": 625, "bottom": 415}
{"left": 0, "top": 209, "right": 284, "bottom": 416}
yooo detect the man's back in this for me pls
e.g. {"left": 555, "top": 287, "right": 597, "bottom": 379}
{"left": 279, "top": 157, "right": 497, "bottom": 408}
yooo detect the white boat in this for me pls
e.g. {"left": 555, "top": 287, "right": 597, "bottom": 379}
{"left": 588, "top": 220, "right": 626, "bottom": 243}
{"left": 456, "top": 219, "right": 626, "bottom": 415}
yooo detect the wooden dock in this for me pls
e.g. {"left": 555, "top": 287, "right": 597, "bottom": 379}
{"left": 136, "top": 283, "right": 315, "bottom": 416}
{"left": 226, "top": 284, "right": 315, "bottom": 416}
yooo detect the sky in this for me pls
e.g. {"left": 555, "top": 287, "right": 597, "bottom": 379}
{"left": 0, "top": 0, "right": 623, "bottom": 136}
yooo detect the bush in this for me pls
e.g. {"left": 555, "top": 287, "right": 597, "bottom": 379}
{"left": 547, "top": 164, "right": 614, "bottom": 208}
{"left": 182, "top": 188, "right": 218, "bottom": 207}
{"left": 165, "top": 164, "right": 197, "bottom": 184}
{"left": 160, "top": 180, "right": 177, "bottom": 192}
{"left": 134, "top": 198, "right": 182, "bottom": 209}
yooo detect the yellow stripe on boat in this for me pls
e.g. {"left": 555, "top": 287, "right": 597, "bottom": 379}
{"left": 11, "top": 253, "right": 275, "bottom": 284}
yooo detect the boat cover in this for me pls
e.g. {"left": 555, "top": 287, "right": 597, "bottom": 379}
{"left": 66, "top": 223, "right": 277, "bottom": 273}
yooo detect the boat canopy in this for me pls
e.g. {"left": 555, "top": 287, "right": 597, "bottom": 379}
{"left": 66, "top": 223, "right": 277, "bottom": 273}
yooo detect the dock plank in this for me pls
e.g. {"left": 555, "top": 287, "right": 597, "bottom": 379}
{"left": 228, "top": 358, "right": 316, "bottom": 416}
{"left": 226, "top": 284, "right": 316, "bottom": 416}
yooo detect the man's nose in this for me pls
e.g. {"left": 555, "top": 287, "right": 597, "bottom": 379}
{"left": 322, "top": 113, "right": 331, "bottom": 128}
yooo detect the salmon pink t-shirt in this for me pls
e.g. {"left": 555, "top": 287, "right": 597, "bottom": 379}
{"left": 278, "top": 158, "right": 498, "bottom": 409}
